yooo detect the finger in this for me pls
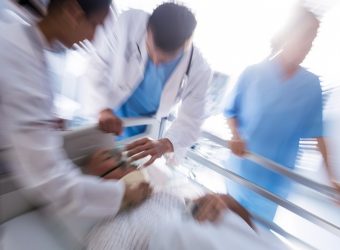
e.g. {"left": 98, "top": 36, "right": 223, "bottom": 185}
{"left": 100, "top": 120, "right": 109, "bottom": 132}
{"left": 126, "top": 138, "right": 150, "bottom": 151}
{"left": 103, "top": 167, "right": 136, "bottom": 180}
{"left": 95, "top": 158, "right": 119, "bottom": 175}
{"left": 112, "top": 120, "right": 122, "bottom": 135}
{"left": 130, "top": 150, "right": 153, "bottom": 163}
{"left": 108, "top": 123, "right": 115, "bottom": 134}
{"left": 142, "top": 155, "right": 158, "bottom": 167}
{"left": 117, "top": 120, "right": 123, "bottom": 135}
{"left": 195, "top": 197, "right": 214, "bottom": 221}
{"left": 127, "top": 144, "right": 152, "bottom": 157}
{"left": 91, "top": 149, "right": 106, "bottom": 159}
{"left": 134, "top": 184, "right": 150, "bottom": 204}
{"left": 197, "top": 196, "right": 220, "bottom": 221}
{"left": 98, "top": 150, "right": 114, "bottom": 161}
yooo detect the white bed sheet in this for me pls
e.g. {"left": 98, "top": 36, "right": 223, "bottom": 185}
{"left": 87, "top": 163, "right": 289, "bottom": 250}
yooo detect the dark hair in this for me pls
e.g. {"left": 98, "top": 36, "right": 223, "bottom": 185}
{"left": 48, "top": 0, "right": 112, "bottom": 16}
{"left": 18, "top": 0, "right": 45, "bottom": 16}
{"left": 148, "top": 3, "right": 197, "bottom": 53}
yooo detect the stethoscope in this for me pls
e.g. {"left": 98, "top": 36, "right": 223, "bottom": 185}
{"left": 176, "top": 45, "right": 194, "bottom": 103}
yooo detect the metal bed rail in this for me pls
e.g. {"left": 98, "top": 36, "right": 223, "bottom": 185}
{"left": 179, "top": 169, "right": 317, "bottom": 250}
{"left": 201, "top": 130, "right": 340, "bottom": 201}
{"left": 186, "top": 150, "right": 340, "bottom": 237}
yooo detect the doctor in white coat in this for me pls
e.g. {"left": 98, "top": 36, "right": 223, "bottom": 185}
{"left": 0, "top": 0, "right": 151, "bottom": 218}
{"left": 87, "top": 3, "right": 212, "bottom": 166}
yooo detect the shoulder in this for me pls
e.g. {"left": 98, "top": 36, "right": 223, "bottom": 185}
{"left": 191, "top": 46, "right": 212, "bottom": 76}
{"left": 299, "top": 67, "right": 320, "bottom": 85}
{"left": 118, "top": 9, "right": 149, "bottom": 27}
{"left": 0, "top": 22, "right": 32, "bottom": 58}
{"left": 298, "top": 67, "right": 322, "bottom": 97}
{"left": 115, "top": 9, "right": 148, "bottom": 40}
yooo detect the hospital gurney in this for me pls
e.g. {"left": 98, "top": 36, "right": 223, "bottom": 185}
{"left": 1, "top": 118, "right": 339, "bottom": 250}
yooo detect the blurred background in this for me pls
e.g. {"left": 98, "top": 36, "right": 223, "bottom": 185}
{"left": 1, "top": 0, "right": 340, "bottom": 249}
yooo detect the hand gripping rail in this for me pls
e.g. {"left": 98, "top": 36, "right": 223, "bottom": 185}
{"left": 185, "top": 131, "right": 340, "bottom": 239}
{"left": 201, "top": 131, "right": 340, "bottom": 201}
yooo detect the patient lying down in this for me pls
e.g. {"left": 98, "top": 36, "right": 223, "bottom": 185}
{"left": 85, "top": 150, "right": 288, "bottom": 250}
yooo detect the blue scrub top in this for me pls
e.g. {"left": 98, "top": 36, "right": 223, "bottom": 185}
{"left": 116, "top": 54, "right": 182, "bottom": 139}
{"left": 224, "top": 59, "right": 323, "bottom": 220}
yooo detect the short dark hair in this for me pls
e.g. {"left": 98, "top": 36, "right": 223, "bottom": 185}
{"left": 48, "top": 0, "right": 112, "bottom": 16}
{"left": 148, "top": 3, "right": 197, "bottom": 53}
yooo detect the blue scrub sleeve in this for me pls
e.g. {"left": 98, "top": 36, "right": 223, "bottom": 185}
{"left": 224, "top": 69, "right": 249, "bottom": 118}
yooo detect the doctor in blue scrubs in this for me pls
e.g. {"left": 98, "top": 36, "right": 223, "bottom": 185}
{"left": 89, "top": 3, "right": 212, "bottom": 168}
{"left": 224, "top": 8, "right": 339, "bottom": 221}
{"left": 115, "top": 52, "right": 183, "bottom": 139}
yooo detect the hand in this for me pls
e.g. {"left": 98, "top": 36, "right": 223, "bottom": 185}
{"left": 99, "top": 109, "right": 123, "bottom": 135}
{"left": 192, "top": 194, "right": 228, "bottom": 223}
{"left": 221, "top": 194, "right": 254, "bottom": 229}
{"left": 103, "top": 164, "right": 137, "bottom": 180}
{"left": 85, "top": 149, "right": 120, "bottom": 176}
{"left": 126, "top": 138, "right": 174, "bottom": 167}
{"left": 122, "top": 182, "right": 153, "bottom": 208}
{"left": 228, "top": 137, "right": 246, "bottom": 156}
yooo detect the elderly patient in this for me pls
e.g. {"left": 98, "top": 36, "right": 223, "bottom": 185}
{"left": 85, "top": 149, "right": 285, "bottom": 250}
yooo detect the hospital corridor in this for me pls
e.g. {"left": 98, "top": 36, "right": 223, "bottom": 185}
{"left": 1, "top": 0, "right": 340, "bottom": 250}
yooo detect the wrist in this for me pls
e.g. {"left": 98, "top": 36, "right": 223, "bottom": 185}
{"left": 100, "top": 108, "right": 113, "bottom": 115}
{"left": 232, "top": 136, "right": 241, "bottom": 140}
{"left": 160, "top": 138, "right": 174, "bottom": 153}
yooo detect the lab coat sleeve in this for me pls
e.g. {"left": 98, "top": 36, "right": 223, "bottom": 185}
{"left": 9, "top": 128, "right": 125, "bottom": 218}
{"left": 2, "top": 68, "right": 125, "bottom": 218}
{"left": 83, "top": 9, "right": 120, "bottom": 117}
{"left": 164, "top": 64, "right": 212, "bottom": 164}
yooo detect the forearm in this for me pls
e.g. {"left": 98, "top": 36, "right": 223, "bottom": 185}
{"left": 227, "top": 117, "right": 241, "bottom": 139}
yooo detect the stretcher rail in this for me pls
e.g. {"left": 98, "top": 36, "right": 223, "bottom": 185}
{"left": 178, "top": 167, "right": 316, "bottom": 250}
{"left": 186, "top": 150, "right": 340, "bottom": 237}
{"left": 201, "top": 131, "right": 340, "bottom": 200}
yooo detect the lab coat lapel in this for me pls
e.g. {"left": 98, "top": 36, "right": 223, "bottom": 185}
{"left": 156, "top": 49, "right": 191, "bottom": 118}
{"left": 121, "top": 33, "right": 148, "bottom": 96}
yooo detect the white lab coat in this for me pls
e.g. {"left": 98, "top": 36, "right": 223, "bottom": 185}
{"left": 0, "top": 22, "right": 125, "bottom": 218}
{"left": 86, "top": 9, "right": 213, "bottom": 162}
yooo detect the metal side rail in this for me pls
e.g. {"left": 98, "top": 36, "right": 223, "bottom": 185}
{"left": 186, "top": 150, "right": 340, "bottom": 238}
{"left": 175, "top": 166, "right": 316, "bottom": 250}
{"left": 201, "top": 131, "right": 340, "bottom": 201}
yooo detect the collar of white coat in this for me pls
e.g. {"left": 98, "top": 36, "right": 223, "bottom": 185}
{"left": 31, "top": 24, "right": 51, "bottom": 50}
{"left": 123, "top": 15, "right": 195, "bottom": 119}
{"left": 135, "top": 32, "right": 194, "bottom": 118}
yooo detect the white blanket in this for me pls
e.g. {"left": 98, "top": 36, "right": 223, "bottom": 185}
{"left": 86, "top": 164, "right": 289, "bottom": 250}
{"left": 149, "top": 210, "right": 288, "bottom": 250}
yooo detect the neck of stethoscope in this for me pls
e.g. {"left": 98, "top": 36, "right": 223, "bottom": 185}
{"left": 185, "top": 45, "right": 194, "bottom": 77}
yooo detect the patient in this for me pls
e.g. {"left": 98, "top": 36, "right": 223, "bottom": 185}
{"left": 85, "top": 148, "right": 251, "bottom": 222}
{"left": 84, "top": 149, "right": 264, "bottom": 250}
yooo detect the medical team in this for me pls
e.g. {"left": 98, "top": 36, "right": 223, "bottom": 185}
{"left": 0, "top": 0, "right": 339, "bottom": 226}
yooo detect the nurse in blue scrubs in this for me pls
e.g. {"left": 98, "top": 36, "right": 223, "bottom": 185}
{"left": 224, "top": 7, "right": 338, "bottom": 221}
